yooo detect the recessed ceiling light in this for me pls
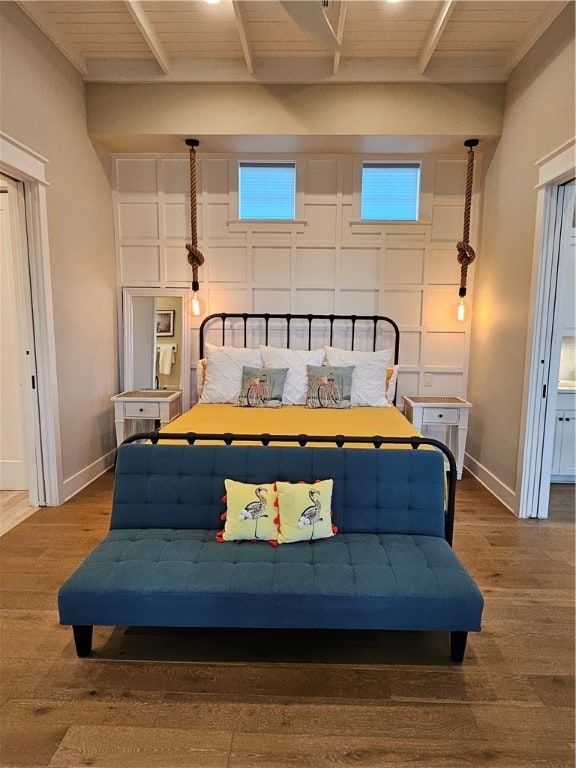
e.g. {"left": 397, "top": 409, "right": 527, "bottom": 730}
{"left": 204, "top": 0, "right": 221, "bottom": 5}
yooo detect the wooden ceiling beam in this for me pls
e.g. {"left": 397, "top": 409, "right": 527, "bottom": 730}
{"left": 418, "top": 0, "right": 456, "bottom": 76}
{"left": 124, "top": 0, "right": 170, "bottom": 75}
{"left": 332, "top": 1, "right": 348, "bottom": 76}
{"left": 232, "top": 0, "right": 254, "bottom": 76}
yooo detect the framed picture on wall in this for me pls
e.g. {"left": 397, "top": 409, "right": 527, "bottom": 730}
{"left": 156, "top": 309, "right": 175, "bottom": 337}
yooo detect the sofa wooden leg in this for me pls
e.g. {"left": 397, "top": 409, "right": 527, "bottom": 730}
{"left": 72, "top": 625, "right": 93, "bottom": 657}
{"left": 450, "top": 631, "right": 468, "bottom": 662}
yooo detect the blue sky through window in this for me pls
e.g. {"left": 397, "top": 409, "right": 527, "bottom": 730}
{"left": 361, "top": 164, "right": 420, "bottom": 221}
{"left": 239, "top": 163, "right": 296, "bottom": 220}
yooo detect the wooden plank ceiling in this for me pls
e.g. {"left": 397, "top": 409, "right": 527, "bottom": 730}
{"left": 16, "top": 0, "right": 570, "bottom": 83}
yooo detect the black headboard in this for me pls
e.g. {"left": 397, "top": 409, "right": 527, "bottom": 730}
{"left": 199, "top": 312, "right": 400, "bottom": 363}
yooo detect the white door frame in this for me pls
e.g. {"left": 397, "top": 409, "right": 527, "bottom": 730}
{"left": 0, "top": 132, "right": 63, "bottom": 506}
{"left": 2, "top": 176, "right": 34, "bottom": 496}
{"left": 518, "top": 139, "right": 575, "bottom": 519}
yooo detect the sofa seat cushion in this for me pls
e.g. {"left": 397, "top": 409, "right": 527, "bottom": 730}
{"left": 58, "top": 529, "right": 483, "bottom": 632}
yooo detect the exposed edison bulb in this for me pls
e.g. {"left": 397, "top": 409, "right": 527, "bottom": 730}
{"left": 453, "top": 286, "right": 470, "bottom": 322}
{"left": 456, "top": 297, "right": 468, "bottom": 322}
{"left": 190, "top": 290, "right": 202, "bottom": 317}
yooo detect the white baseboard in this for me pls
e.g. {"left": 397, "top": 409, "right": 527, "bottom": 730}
{"left": 62, "top": 450, "right": 116, "bottom": 503}
{"left": 464, "top": 452, "right": 519, "bottom": 516}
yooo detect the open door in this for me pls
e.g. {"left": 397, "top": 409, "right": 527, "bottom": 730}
{"left": 0, "top": 174, "right": 44, "bottom": 508}
{"left": 519, "top": 139, "right": 575, "bottom": 519}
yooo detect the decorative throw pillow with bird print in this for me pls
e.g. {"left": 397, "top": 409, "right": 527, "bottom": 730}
{"left": 275, "top": 479, "right": 336, "bottom": 544}
{"left": 217, "top": 480, "right": 280, "bottom": 542}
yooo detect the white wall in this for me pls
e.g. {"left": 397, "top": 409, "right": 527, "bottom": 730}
{"left": 114, "top": 151, "right": 481, "bottom": 423}
{"left": 466, "top": 5, "right": 575, "bottom": 509}
{"left": 87, "top": 81, "right": 505, "bottom": 151}
{"left": 0, "top": 4, "right": 118, "bottom": 499}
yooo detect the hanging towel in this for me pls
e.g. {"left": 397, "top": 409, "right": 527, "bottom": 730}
{"left": 157, "top": 344, "right": 175, "bottom": 375}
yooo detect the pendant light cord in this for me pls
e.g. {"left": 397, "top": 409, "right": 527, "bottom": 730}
{"left": 185, "top": 139, "right": 204, "bottom": 290}
{"left": 456, "top": 139, "right": 478, "bottom": 294}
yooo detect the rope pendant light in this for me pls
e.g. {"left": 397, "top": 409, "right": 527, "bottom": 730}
{"left": 185, "top": 138, "right": 205, "bottom": 316}
{"left": 456, "top": 138, "right": 479, "bottom": 321}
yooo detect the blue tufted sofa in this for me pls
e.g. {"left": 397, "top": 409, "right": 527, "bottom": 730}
{"left": 58, "top": 440, "right": 483, "bottom": 662}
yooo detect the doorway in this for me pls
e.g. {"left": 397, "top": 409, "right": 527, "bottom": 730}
{"left": 0, "top": 174, "right": 42, "bottom": 532}
{"left": 548, "top": 180, "right": 575, "bottom": 520}
{"left": 0, "top": 177, "right": 28, "bottom": 491}
{"left": 519, "top": 139, "right": 575, "bottom": 520}
{"left": 0, "top": 132, "right": 61, "bottom": 512}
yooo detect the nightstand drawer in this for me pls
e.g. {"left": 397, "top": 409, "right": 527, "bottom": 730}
{"left": 125, "top": 402, "right": 160, "bottom": 419}
{"left": 422, "top": 408, "right": 459, "bottom": 425}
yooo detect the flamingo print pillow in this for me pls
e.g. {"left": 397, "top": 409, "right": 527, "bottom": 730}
{"left": 276, "top": 479, "right": 336, "bottom": 544}
{"left": 218, "top": 480, "right": 279, "bottom": 542}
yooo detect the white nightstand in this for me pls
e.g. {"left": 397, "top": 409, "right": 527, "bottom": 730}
{"left": 111, "top": 390, "right": 182, "bottom": 447}
{"left": 402, "top": 396, "right": 472, "bottom": 479}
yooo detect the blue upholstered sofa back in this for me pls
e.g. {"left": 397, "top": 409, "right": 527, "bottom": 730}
{"left": 111, "top": 444, "right": 446, "bottom": 538}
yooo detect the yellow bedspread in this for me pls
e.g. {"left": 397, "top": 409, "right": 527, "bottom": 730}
{"left": 159, "top": 403, "right": 420, "bottom": 448}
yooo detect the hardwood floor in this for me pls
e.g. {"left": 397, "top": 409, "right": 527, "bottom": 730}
{"left": 0, "top": 470, "right": 574, "bottom": 767}
{"left": 0, "top": 490, "right": 38, "bottom": 537}
{"left": 549, "top": 484, "right": 576, "bottom": 523}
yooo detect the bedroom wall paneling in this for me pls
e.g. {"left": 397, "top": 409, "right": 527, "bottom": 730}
{"left": 113, "top": 152, "right": 481, "bottom": 428}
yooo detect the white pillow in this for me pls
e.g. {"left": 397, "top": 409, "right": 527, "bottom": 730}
{"left": 199, "top": 343, "right": 263, "bottom": 404}
{"left": 259, "top": 346, "right": 325, "bottom": 405}
{"left": 324, "top": 346, "right": 394, "bottom": 407}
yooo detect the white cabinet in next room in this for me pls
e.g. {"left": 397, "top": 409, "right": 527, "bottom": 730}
{"left": 551, "top": 391, "right": 576, "bottom": 482}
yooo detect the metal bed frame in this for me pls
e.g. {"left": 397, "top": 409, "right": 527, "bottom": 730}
{"left": 199, "top": 312, "right": 400, "bottom": 364}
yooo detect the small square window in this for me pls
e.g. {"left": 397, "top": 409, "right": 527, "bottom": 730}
{"left": 361, "top": 164, "right": 420, "bottom": 221}
{"left": 239, "top": 163, "right": 296, "bottom": 220}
